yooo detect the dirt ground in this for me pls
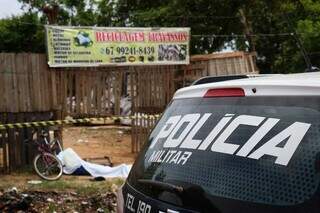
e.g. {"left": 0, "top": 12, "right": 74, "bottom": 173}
{"left": 63, "top": 125, "right": 137, "bottom": 165}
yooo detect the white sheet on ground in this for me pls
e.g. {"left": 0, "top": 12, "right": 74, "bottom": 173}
{"left": 57, "top": 148, "right": 132, "bottom": 178}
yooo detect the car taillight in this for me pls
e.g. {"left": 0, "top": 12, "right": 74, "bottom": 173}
{"left": 204, "top": 88, "right": 245, "bottom": 98}
{"left": 116, "top": 185, "right": 124, "bottom": 213}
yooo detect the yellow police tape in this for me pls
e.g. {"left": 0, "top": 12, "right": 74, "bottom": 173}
{"left": 0, "top": 114, "right": 161, "bottom": 130}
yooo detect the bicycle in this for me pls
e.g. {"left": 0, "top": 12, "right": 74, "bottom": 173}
{"left": 31, "top": 130, "right": 64, "bottom": 181}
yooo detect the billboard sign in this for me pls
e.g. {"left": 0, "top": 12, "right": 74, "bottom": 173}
{"left": 45, "top": 26, "right": 190, "bottom": 67}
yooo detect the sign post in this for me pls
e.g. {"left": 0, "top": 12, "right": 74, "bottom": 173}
{"left": 45, "top": 26, "right": 190, "bottom": 67}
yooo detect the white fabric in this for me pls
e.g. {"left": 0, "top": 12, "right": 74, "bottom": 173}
{"left": 57, "top": 148, "right": 132, "bottom": 178}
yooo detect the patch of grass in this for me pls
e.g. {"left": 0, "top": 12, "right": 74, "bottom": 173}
{"left": 48, "top": 203, "right": 57, "bottom": 212}
{"left": 30, "top": 179, "right": 76, "bottom": 191}
{"left": 28, "top": 177, "right": 124, "bottom": 195}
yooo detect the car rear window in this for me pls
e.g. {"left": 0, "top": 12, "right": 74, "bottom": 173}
{"left": 128, "top": 96, "right": 320, "bottom": 207}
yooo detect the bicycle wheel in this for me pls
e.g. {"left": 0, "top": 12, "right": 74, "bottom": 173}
{"left": 33, "top": 153, "right": 63, "bottom": 181}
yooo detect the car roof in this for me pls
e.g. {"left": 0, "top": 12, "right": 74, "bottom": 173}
{"left": 174, "top": 72, "right": 320, "bottom": 99}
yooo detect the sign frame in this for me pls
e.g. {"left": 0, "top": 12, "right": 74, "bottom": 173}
{"left": 45, "top": 26, "right": 190, "bottom": 67}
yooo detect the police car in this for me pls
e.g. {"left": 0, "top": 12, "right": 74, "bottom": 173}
{"left": 117, "top": 72, "right": 320, "bottom": 213}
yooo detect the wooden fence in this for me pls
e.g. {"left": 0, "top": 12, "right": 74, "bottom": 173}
{"left": 0, "top": 52, "right": 259, "bottom": 171}
{"left": 54, "top": 68, "right": 125, "bottom": 118}
{"left": 0, "top": 52, "right": 258, "bottom": 117}
{"left": 0, "top": 54, "right": 57, "bottom": 113}
{"left": 0, "top": 112, "right": 57, "bottom": 173}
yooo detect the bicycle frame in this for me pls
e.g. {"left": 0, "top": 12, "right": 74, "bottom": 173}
{"left": 31, "top": 130, "right": 64, "bottom": 180}
{"left": 37, "top": 136, "right": 62, "bottom": 153}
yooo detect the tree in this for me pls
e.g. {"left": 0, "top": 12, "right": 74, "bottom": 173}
{"left": 2, "top": 0, "right": 319, "bottom": 74}
{"left": 0, "top": 13, "right": 45, "bottom": 53}
{"left": 116, "top": 0, "right": 240, "bottom": 53}
{"left": 18, "top": 0, "right": 117, "bottom": 26}
{"left": 226, "top": 0, "right": 320, "bottom": 73}
{"left": 118, "top": 0, "right": 320, "bottom": 73}
{"left": 294, "top": 0, "right": 320, "bottom": 71}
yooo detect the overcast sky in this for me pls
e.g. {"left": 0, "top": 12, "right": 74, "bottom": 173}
{"left": 0, "top": 0, "right": 24, "bottom": 19}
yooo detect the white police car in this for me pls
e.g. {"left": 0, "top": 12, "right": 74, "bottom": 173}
{"left": 118, "top": 72, "right": 320, "bottom": 213}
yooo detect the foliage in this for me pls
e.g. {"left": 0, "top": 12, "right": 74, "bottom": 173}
{"left": 253, "top": 0, "right": 320, "bottom": 73}
{"left": 17, "top": 0, "right": 118, "bottom": 26}
{"left": 120, "top": 0, "right": 320, "bottom": 73}
{"left": 296, "top": 0, "right": 320, "bottom": 71}
{"left": 0, "top": 13, "right": 45, "bottom": 53}
{"left": 117, "top": 0, "right": 240, "bottom": 54}
{"left": 0, "top": 0, "right": 318, "bottom": 73}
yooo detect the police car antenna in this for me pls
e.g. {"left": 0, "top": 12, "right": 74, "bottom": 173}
{"left": 284, "top": 14, "right": 316, "bottom": 73}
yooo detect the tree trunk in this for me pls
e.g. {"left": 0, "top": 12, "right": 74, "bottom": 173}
{"left": 239, "top": 8, "right": 256, "bottom": 52}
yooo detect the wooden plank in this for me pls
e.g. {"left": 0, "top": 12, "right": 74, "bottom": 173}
{"left": 97, "top": 71, "right": 102, "bottom": 115}
{"left": 63, "top": 70, "right": 68, "bottom": 117}
{"left": 4, "top": 54, "right": 13, "bottom": 112}
{"left": 248, "top": 55, "right": 256, "bottom": 73}
{"left": 101, "top": 72, "right": 107, "bottom": 115}
{"left": 17, "top": 113, "right": 24, "bottom": 167}
{"left": 33, "top": 54, "right": 41, "bottom": 111}
{"left": 90, "top": 68, "right": 95, "bottom": 115}
{"left": 38, "top": 54, "right": 46, "bottom": 111}
{"left": 102, "top": 72, "right": 108, "bottom": 115}
{"left": 50, "top": 68, "right": 58, "bottom": 109}
{"left": 56, "top": 70, "right": 62, "bottom": 116}
{"left": 130, "top": 70, "right": 135, "bottom": 153}
{"left": 140, "top": 69, "right": 145, "bottom": 109}
{"left": 7, "top": 113, "right": 15, "bottom": 171}
{"left": 43, "top": 54, "right": 51, "bottom": 111}
{"left": 244, "top": 54, "right": 250, "bottom": 73}
{"left": 86, "top": 68, "right": 92, "bottom": 115}
{"left": 114, "top": 71, "right": 120, "bottom": 115}
{"left": 61, "top": 71, "right": 67, "bottom": 117}
{"left": 0, "top": 128, "right": 4, "bottom": 170}
{"left": 239, "top": 55, "right": 246, "bottom": 74}
{"left": 38, "top": 54, "right": 45, "bottom": 111}
{"left": 9, "top": 54, "right": 19, "bottom": 112}
{"left": 75, "top": 71, "right": 81, "bottom": 115}
{"left": 106, "top": 70, "right": 111, "bottom": 115}
{"left": 154, "top": 68, "right": 158, "bottom": 108}
{"left": 82, "top": 69, "right": 87, "bottom": 114}
{"left": 4, "top": 54, "right": 12, "bottom": 112}
{"left": 27, "top": 54, "right": 35, "bottom": 111}
{"left": 2, "top": 113, "right": 8, "bottom": 172}
{"left": 66, "top": 71, "right": 70, "bottom": 114}
{"left": 1, "top": 128, "right": 8, "bottom": 173}
{"left": 0, "top": 113, "right": 8, "bottom": 172}
{"left": 147, "top": 68, "right": 151, "bottom": 107}
{"left": 0, "top": 54, "right": 5, "bottom": 111}
{"left": 19, "top": 54, "right": 28, "bottom": 112}
{"left": 12, "top": 54, "right": 24, "bottom": 112}
{"left": 92, "top": 68, "right": 98, "bottom": 115}
{"left": 23, "top": 54, "right": 31, "bottom": 112}
{"left": 37, "top": 54, "right": 50, "bottom": 111}
{"left": 80, "top": 68, "right": 85, "bottom": 115}
{"left": 67, "top": 71, "right": 73, "bottom": 115}
{"left": 81, "top": 70, "right": 86, "bottom": 115}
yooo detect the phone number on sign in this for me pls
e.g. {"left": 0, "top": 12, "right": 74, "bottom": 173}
{"left": 101, "top": 46, "right": 155, "bottom": 56}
